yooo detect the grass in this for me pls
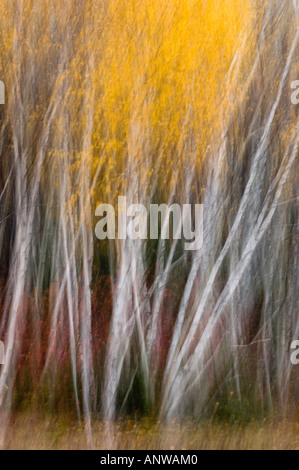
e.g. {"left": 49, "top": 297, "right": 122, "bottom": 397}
{"left": 2, "top": 413, "right": 299, "bottom": 450}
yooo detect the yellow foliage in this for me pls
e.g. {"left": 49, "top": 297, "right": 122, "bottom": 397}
{"left": 0, "top": 0, "right": 257, "bottom": 216}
